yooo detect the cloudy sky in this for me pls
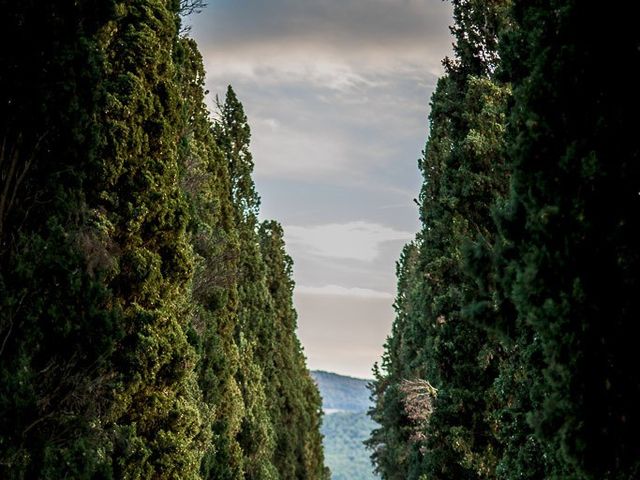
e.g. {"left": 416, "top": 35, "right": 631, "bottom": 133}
{"left": 188, "top": 0, "right": 454, "bottom": 378}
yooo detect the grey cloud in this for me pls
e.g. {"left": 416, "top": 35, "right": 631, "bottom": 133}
{"left": 189, "top": 0, "right": 453, "bottom": 57}
{"left": 284, "top": 236, "right": 408, "bottom": 295}
{"left": 217, "top": 67, "right": 435, "bottom": 185}
{"left": 284, "top": 221, "right": 413, "bottom": 262}
{"left": 189, "top": 1, "right": 450, "bottom": 189}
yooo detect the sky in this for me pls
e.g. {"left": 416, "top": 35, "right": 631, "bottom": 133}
{"left": 188, "top": 0, "right": 454, "bottom": 379}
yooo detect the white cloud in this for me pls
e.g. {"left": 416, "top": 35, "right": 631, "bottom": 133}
{"left": 295, "top": 284, "right": 393, "bottom": 299}
{"left": 203, "top": 59, "right": 384, "bottom": 93}
{"left": 284, "top": 221, "right": 413, "bottom": 262}
{"left": 251, "top": 120, "right": 353, "bottom": 179}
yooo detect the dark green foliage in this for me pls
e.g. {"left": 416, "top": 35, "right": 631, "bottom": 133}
{"left": 368, "top": 2, "right": 511, "bottom": 479}
{"left": 1, "top": 3, "right": 326, "bottom": 480}
{"left": 97, "top": 4, "right": 209, "bottom": 477}
{"left": 371, "top": 1, "right": 640, "bottom": 480}
{"left": 490, "top": 1, "right": 640, "bottom": 478}
{"left": 1, "top": 0, "right": 209, "bottom": 477}
{"left": 0, "top": 1, "right": 121, "bottom": 477}
{"left": 367, "top": 244, "right": 423, "bottom": 480}
{"left": 213, "top": 87, "right": 279, "bottom": 480}
{"left": 175, "top": 39, "right": 244, "bottom": 480}
{"left": 215, "top": 87, "right": 261, "bottom": 224}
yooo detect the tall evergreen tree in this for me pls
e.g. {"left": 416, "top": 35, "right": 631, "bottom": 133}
{"left": 490, "top": 1, "right": 640, "bottom": 477}
{"left": 259, "top": 220, "right": 329, "bottom": 480}
{"left": 95, "top": 3, "right": 209, "bottom": 477}
{"left": 214, "top": 86, "right": 279, "bottom": 480}
{"left": 1, "top": 1, "right": 209, "bottom": 478}
{"left": 1, "top": 3, "right": 329, "bottom": 480}
{"left": 372, "top": 1, "right": 640, "bottom": 479}
{"left": 367, "top": 243, "right": 425, "bottom": 480}
{"left": 175, "top": 38, "right": 245, "bottom": 480}
{"left": 368, "top": 1, "right": 511, "bottom": 479}
{"left": 0, "top": 2, "right": 121, "bottom": 477}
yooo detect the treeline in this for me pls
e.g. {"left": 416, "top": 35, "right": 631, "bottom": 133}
{"left": 0, "top": 2, "right": 327, "bottom": 479}
{"left": 368, "top": 1, "right": 640, "bottom": 479}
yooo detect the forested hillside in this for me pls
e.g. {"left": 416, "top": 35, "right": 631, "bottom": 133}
{"left": 368, "top": 1, "right": 640, "bottom": 479}
{"left": 312, "top": 371, "right": 371, "bottom": 412}
{"left": 312, "top": 371, "right": 378, "bottom": 480}
{"left": 0, "top": 2, "right": 327, "bottom": 479}
{"left": 322, "top": 413, "right": 377, "bottom": 480}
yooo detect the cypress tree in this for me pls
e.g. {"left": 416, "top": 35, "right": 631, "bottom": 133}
{"left": 0, "top": 2, "right": 121, "bottom": 477}
{"left": 214, "top": 86, "right": 279, "bottom": 480}
{"left": 368, "top": 1, "right": 511, "bottom": 478}
{"left": 1, "top": 1, "right": 209, "bottom": 478}
{"left": 491, "top": 1, "right": 640, "bottom": 477}
{"left": 2, "top": 1, "right": 210, "bottom": 478}
{"left": 258, "top": 220, "right": 329, "bottom": 480}
{"left": 367, "top": 243, "right": 425, "bottom": 480}
{"left": 95, "top": 3, "right": 209, "bottom": 477}
{"left": 1, "top": 3, "right": 330, "bottom": 480}
{"left": 175, "top": 38, "right": 244, "bottom": 480}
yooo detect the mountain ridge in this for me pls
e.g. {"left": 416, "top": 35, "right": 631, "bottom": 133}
{"left": 311, "top": 370, "right": 373, "bottom": 413}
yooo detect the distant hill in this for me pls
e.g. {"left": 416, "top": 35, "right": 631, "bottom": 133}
{"left": 311, "top": 371, "right": 379, "bottom": 480}
{"left": 311, "top": 370, "right": 372, "bottom": 412}
{"left": 321, "top": 411, "right": 378, "bottom": 480}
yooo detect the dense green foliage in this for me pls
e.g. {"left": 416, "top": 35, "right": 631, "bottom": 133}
{"left": 0, "top": 2, "right": 326, "bottom": 479}
{"left": 367, "top": 1, "right": 511, "bottom": 479}
{"left": 0, "top": 3, "right": 123, "bottom": 476}
{"left": 490, "top": 2, "right": 640, "bottom": 477}
{"left": 175, "top": 39, "right": 245, "bottom": 480}
{"left": 369, "top": 1, "right": 640, "bottom": 479}
{"left": 215, "top": 85, "right": 279, "bottom": 480}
